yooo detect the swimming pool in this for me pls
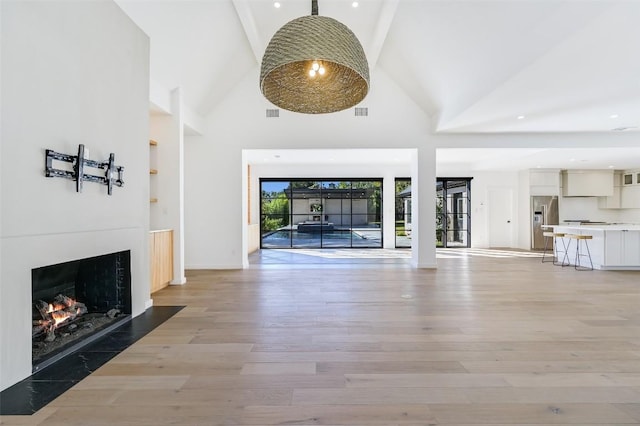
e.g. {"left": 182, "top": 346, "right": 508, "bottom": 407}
{"left": 262, "top": 229, "right": 381, "bottom": 248}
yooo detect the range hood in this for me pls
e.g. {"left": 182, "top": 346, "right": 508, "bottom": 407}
{"left": 562, "top": 170, "right": 614, "bottom": 197}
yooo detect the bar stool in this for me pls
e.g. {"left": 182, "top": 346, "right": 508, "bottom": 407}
{"left": 553, "top": 232, "right": 570, "bottom": 266}
{"left": 566, "top": 234, "right": 593, "bottom": 271}
{"left": 541, "top": 232, "right": 555, "bottom": 263}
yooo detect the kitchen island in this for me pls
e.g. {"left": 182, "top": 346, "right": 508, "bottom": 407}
{"left": 547, "top": 224, "right": 640, "bottom": 270}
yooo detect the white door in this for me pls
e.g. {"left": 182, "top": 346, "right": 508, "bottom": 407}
{"left": 488, "top": 188, "right": 514, "bottom": 248}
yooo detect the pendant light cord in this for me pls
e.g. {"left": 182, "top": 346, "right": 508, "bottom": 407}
{"left": 312, "top": 0, "right": 318, "bottom": 16}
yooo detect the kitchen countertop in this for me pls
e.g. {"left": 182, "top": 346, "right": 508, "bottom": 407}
{"left": 548, "top": 224, "right": 640, "bottom": 231}
{"left": 544, "top": 224, "right": 640, "bottom": 271}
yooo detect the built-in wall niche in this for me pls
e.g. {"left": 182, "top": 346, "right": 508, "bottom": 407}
{"left": 31, "top": 251, "right": 132, "bottom": 371}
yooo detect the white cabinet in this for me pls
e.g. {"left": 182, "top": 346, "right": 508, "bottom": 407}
{"left": 597, "top": 170, "right": 640, "bottom": 208}
{"left": 562, "top": 170, "right": 614, "bottom": 197}
{"left": 605, "top": 230, "right": 640, "bottom": 266}
{"left": 530, "top": 170, "right": 560, "bottom": 186}
{"left": 598, "top": 172, "right": 622, "bottom": 209}
{"left": 621, "top": 169, "right": 640, "bottom": 186}
{"left": 620, "top": 185, "right": 640, "bottom": 209}
{"left": 598, "top": 186, "right": 621, "bottom": 209}
{"left": 605, "top": 231, "right": 623, "bottom": 265}
{"left": 530, "top": 169, "right": 560, "bottom": 196}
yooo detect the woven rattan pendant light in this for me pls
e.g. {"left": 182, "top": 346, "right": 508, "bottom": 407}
{"left": 260, "top": 0, "right": 369, "bottom": 114}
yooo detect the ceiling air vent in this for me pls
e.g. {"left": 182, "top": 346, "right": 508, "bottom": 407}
{"left": 612, "top": 126, "right": 637, "bottom": 131}
{"left": 266, "top": 108, "right": 280, "bottom": 118}
{"left": 354, "top": 107, "right": 368, "bottom": 117}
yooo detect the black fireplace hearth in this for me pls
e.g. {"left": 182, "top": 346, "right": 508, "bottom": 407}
{"left": 0, "top": 305, "right": 184, "bottom": 415}
{"left": 31, "top": 250, "right": 132, "bottom": 371}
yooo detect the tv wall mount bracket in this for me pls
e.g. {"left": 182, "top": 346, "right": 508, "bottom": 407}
{"left": 45, "top": 144, "right": 124, "bottom": 195}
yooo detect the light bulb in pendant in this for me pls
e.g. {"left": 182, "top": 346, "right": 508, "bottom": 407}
{"left": 312, "top": 61, "right": 320, "bottom": 71}
{"left": 318, "top": 66, "right": 325, "bottom": 75}
{"left": 309, "top": 69, "right": 316, "bottom": 77}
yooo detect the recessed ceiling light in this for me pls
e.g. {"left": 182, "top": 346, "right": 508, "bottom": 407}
{"left": 536, "top": 165, "right": 542, "bottom": 168}
{"left": 517, "top": 115, "right": 525, "bottom": 120}
{"left": 569, "top": 158, "right": 576, "bottom": 162}
{"left": 352, "top": 1, "right": 359, "bottom": 7}
{"left": 608, "top": 165, "right": 615, "bottom": 169}
{"left": 610, "top": 114, "right": 619, "bottom": 119}
{"left": 274, "top": 2, "right": 281, "bottom": 8}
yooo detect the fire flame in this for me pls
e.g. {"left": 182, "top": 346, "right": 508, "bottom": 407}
{"left": 46, "top": 302, "right": 68, "bottom": 313}
{"left": 51, "top": 310, "right": 71, "bottom": 327}
{"left": 46, "top": 298, "right": 77, "bottom": 328}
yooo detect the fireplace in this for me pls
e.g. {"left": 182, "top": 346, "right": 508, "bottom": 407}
{"left": 31, "top": 250, "right": 132, "bottom": 371}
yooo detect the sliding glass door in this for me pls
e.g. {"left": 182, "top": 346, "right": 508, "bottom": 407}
{"left": 260, "top": 179, "right": 382, "bottom": 249}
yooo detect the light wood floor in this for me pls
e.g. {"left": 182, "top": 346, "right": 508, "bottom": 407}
{"left": 4, "top": 249, "right": 640, "bottom": 425}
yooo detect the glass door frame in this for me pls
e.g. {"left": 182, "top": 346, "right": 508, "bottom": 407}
{"left": 436, "top": 178, "right": 472, "bottom": 248}
{"left": 394, "top": 178, "right": 412, "bottom": 248}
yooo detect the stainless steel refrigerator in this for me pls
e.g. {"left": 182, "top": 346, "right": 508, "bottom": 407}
{"left": 531, "top": 196, "right": 559, "bottom": 250}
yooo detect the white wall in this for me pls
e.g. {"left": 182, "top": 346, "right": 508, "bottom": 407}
{"left": 184, "top": 68, "right": 432, "bottom": 269}
{"left": 559, "top": 197, "right": 622, "bottom": 223}
{"left": 517, "top": 170, "right": 532, "bottom": 250}
{"left": 0, "top": 1, "right": 149, "bottom": 390}
{"left": 0, "top": 0, "right": 4, "bottom": 395}
{"left": 619, "top": 208, "right": 640, "bottom": 223}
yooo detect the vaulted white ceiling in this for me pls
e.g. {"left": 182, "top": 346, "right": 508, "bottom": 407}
{"left": 115, "top": 0, "right": 640, "bottom": 174}
{"left": 116, "top": 0, "right": 640, "bottom": 135}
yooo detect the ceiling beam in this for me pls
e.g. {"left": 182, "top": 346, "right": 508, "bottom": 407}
{"left": 368, "top": 0, "right": 399, "bottom": 67}
{"left": 232, "top": 0, "right": 263, "bottom": 63}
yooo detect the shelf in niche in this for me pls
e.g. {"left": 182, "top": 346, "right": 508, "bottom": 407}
{"left": 150, "top": 140, "right": 158, "bottom": 203}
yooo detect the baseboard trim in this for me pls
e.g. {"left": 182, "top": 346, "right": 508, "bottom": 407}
{"left": 415, "top": 262, "right": 438, "bottom": 269}
{"left": 185, "top": 264, "right": 244, "bottom": 270}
